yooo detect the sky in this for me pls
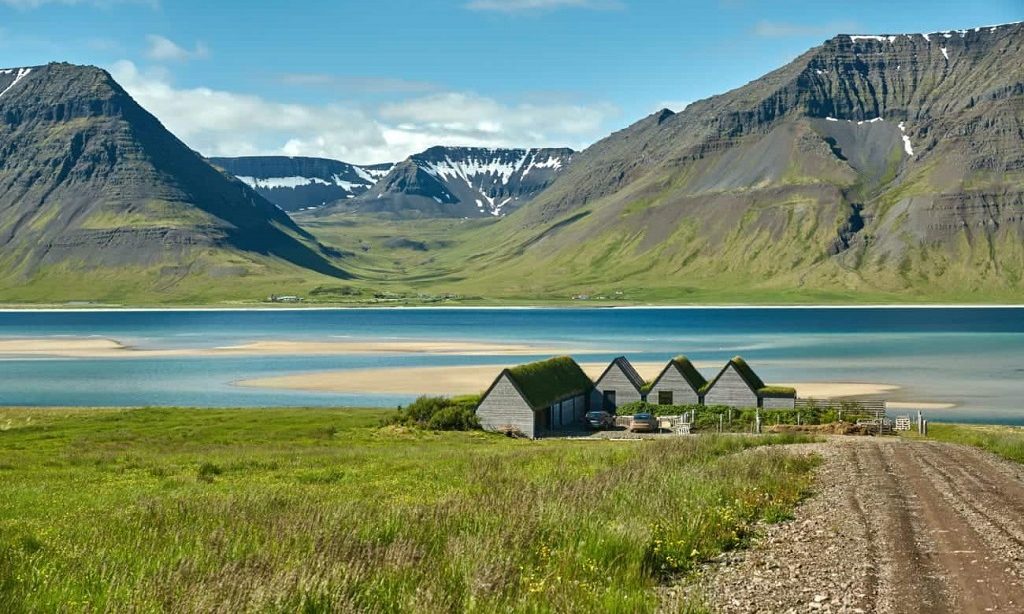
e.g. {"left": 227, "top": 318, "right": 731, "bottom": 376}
{"left": 0, "top": 0, "right": 1019, "bottom": 164}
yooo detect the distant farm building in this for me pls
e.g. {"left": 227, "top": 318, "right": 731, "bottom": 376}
{"left": 476, "top": 356, "right": 593, "bottom": 438}
{"left": 703, "top": 356, "right": 796, "bottom": 409}
{"left": 647, "top": 355, "right": 707, "bottom": 406}
{"left": 592, "top": 356, "right": 646, "bottom": 411}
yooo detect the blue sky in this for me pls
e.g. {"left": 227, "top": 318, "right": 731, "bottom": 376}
{"left": 0, "top": 0, "right": 1019, "bottom": 163}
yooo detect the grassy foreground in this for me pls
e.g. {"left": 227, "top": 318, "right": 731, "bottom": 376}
{"left": 926, "top": 423, "right": 1024, "bottom": 464}
{"left": 0, "top": 408, "right": 817, "bottom": 612}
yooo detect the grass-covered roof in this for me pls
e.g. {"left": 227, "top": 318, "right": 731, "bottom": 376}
{"left": 670, "top": 355, "right": 707, "bottom": 391}
{"left": 505, "top": 356, "right": 594, "bottom": 409}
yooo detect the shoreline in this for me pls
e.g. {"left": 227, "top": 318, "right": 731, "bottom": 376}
{"left": 2, "top": 304, "right": 1024, "bottom": 313}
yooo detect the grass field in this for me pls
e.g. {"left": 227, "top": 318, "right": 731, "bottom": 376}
{"left": 0, "top": 407, "right": 818, "bottom": 612}
{"left": 925, "top": 423, "right": 1024, "bottom": 464}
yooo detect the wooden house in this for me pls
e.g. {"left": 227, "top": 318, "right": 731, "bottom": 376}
{"left": 592, "top": 356, "right": 646, "bottom": 412}
{"left": 476, "top": 356, "right": 594, "bottom": 438}
{"left": 647, "top": 355, "right": 707, "bottom": 406}
{"left": 703, "top": 356, "right": 796, "bottom": 409}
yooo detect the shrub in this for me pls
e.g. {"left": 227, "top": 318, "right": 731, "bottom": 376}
{"left": 196, "top": 462, "right": 223, "bottom": 482}
{"left": 426, "top": 406, "right": 480, "bottom": 431}
{"left": 384, "top": 395, "right": 483, "bottom": 432}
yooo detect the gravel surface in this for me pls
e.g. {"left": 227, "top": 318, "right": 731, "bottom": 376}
{"left": 664, "top": 437, "right": 1024, "bottom": 613}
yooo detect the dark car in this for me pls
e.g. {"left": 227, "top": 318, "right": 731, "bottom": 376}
{"left": 584, "top": 410, "right": 616, "bottom": 430}
{"left": 629, "top": 412, "right": 658, "bottom": 433}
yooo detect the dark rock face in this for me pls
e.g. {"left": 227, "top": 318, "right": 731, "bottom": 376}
{"left": 320, "top": 146, "right": 574, "bottom": 218}
{"left": 492, "top": 23, "right": 1024, "bottom": 294}
{"left": 0, "top": 63, "right": 346, "bottom": 282}
{"left": 209, "top": 156, "right": 393, "bottom": 212}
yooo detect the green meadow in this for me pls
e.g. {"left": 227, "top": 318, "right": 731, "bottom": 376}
{"left": 923, "top": 423, "right": 1024, "bottom": 465}
{"left": 0, "top": 407, "right": 818, "bottom": 612}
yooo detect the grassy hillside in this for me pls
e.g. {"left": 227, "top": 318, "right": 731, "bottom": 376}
{"left": 0, "top": 407, "right": 817, "bottom": 611}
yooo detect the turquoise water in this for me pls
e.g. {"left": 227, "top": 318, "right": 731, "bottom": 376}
{"left": 1, "top": 307, "right": 1022, "bottom": 424}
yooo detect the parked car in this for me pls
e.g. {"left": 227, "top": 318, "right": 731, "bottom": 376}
{"left": 584, "top": 410, "right": 616, "bottom": 430}
{"left": 630, "top": 412, "right": 658, "bottom": 433}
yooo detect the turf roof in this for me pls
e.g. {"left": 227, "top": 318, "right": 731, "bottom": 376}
{"left": 505, "top": 356, "right": 594, "bottom": 409}
{"left": 669, "top": 355, "right": 708, "bottom": 391}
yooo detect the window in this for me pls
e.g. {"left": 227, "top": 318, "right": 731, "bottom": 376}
{"left": 658, "top": 391, "right": 673, "bottom": 405}
{"left": 603, "top": 390, "right": 616, "bottom": 410}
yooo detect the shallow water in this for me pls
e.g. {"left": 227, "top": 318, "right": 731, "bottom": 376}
{"left": 1, "top": 307, "right": 1022, "bottom": 424}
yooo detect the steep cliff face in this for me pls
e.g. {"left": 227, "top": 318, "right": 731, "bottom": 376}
{"left": 320, "top": 146, "right": 574, "bottom": 218}
{"left": 209, "top": 156, "right": 393, "bottom": 211}
{"left": 453, "top": 23, "right": 1024, "bottom": 300}
{"left": 0, "top": 63, "right": 346, "bottom": 293}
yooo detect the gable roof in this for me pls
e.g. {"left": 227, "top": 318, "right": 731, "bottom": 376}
{"left": 595, "top": 356, "right": 645, "bottom": 392}
{"left": 703, "top": 356, "right": 796, "bottom": 398}
{"left": 487, "top": 356, "right": 594, "bottom": 410}
{"left": 650, "top": 355, "right": 708, "bottom": 394}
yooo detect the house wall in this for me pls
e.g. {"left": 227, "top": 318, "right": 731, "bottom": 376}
{"left": 763, "top": 396, "right": 796, "bottom": 410}
{"left": 703, "top": 365, "right": 759, "bottom": 409}
{"left": 476, "top": 373, "right": 536, "bottom": 438}
{"left": 648, "top": 367, "right": 700, "bottom": 406}
{"left": 594, "top": 365, "right": 643, "bottom": 411}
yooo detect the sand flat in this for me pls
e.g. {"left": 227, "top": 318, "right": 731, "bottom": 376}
{"left": 0, "top": 337, "right": 575, "bottom": 358}
{"left": 238, "top": 364, "right": 904, "bottom": 401}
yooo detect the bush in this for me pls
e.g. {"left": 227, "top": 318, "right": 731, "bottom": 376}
{"left": 426, "top": 406, "right": 480, "bottom": 431}
{"left": 383, "top": 395, "right": 483, "bottom": 432}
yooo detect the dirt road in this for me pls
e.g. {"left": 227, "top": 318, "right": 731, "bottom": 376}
{"left": 688, "top": 437, "right": 1024, "bottom": 613}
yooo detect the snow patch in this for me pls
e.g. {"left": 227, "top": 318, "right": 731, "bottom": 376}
{"left": 940, "top": 47, "right": 949, "bottom": 60}
{"left": 0, "top": 67, "right": 32, "bottom": 100}
{"left": 849, "top": 35, "right": 897, "bottom": 43}
{"left": 898, "top": 122, "right": 914, "bottom": 156}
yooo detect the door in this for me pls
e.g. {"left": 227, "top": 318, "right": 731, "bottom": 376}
{"left": 603, "top": 390, "right": 616, "bottom": 411}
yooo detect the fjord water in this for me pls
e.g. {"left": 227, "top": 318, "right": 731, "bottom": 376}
{"left": 0, "top": 307, "right": 1022, "bottom": 425}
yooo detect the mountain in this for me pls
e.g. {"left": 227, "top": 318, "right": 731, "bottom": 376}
{"left": 432, "top": 22, "right": 1024, "bottom": 302}
{"left": 0, "top": 62, "right": 346, "bottom": 302}
{"left": 318, "top": 146, "right": 574, "bottom": 218}
{"left": 209, "top": 156, "right": 393, "bottom": 212}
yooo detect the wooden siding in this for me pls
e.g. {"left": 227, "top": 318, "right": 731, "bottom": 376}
{"left": 763, "top": 396, "right": 796, "bottom": 410}
{"left": 476, "top": 373, "right": 536, "bottom": 438}
{"left": 704, "top": 365, "right": 758, "bottom": 408}
{"left": 648, "top": 367, "right": 700, "bottom": 405}
{"left": 594, "top": 364, "right": 643, "bottom": 410}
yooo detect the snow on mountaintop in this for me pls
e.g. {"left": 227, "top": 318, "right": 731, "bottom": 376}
{"left": 845, "top": 21, "right": 1021, "bottom": 44}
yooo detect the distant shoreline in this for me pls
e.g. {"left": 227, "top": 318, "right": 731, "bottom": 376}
{"left": 2, "top": 304, "right": 1024, "bottom": 313}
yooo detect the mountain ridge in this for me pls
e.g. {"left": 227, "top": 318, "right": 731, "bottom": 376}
{"left": 317, "top": 146, "right": 574, "bottom": 218}
{"left": 209, "top": 155, "right": 393, "bottom": 212}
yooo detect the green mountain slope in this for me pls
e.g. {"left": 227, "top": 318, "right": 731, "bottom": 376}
{"left": 338, "top": 23, "right": 1023, "bottom": 304}
{"left": 0, "top": 63, "right": 348, "bottom": 304}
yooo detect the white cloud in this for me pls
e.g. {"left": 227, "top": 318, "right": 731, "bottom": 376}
{"left": 753, "top": 20, "right": 861, "bottom": 38}
{"left": 145, "top": 35, "right": 208, "bottom": 62}
{"left": 109, "top": 60, "right": 618, "bottom": 164}
{"left": 465, "top": 0, "right": 622, "bottom": 12}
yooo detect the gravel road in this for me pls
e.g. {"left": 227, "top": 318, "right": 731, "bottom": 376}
{"left": 672, "top": 437, "right": 1024, "bottom": 613}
